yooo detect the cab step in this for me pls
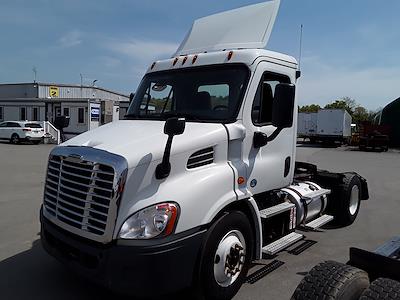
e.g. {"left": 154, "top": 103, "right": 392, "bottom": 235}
{"left": 259, "top": 202, "right": 295, "bottom": 219}
{"left": 262, "top": 232, "right": 304, "bottom": 256}
{"left": 304, "top": 214, "right": 334, "bottom": 230}
{"left": 302, "top": 188, "right": 331, "bottom": 200}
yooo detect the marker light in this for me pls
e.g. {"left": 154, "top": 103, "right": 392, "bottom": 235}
{"left": 227, "top": 51, "right": 234, "bottom": 61}
{"left": 173, "top": 57, "right": 179, "bottom": 66}
{"left": 151, "top": 62, "right": 156, "bottom": 70}
{"left": 119, "top": 203, "right": 179, "bottom": 239}
{"left": 237, "top": 176, "right": 245, "bottom": 185}
{"left": 182, "top": 56, "right": 188, "bottom": 65}
{"left": 192, "top": 55, "right": 198, "bottom": 64}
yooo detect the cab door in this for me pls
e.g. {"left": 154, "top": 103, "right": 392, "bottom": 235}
{"left": 241, "top": 62, "right": 297, "bottom": 195}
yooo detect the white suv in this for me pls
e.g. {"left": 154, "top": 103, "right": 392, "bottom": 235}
{"left": 0, "top": 121, "right": 45, "bottom": 144}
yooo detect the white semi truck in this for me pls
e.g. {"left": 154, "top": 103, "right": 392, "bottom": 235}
{"left": 40, "top": 1, "right": 369, "bottom": 299}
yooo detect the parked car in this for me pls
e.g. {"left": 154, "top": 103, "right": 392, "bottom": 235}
{"left": 0, "top": 121, "right": 44, "bottom": 144}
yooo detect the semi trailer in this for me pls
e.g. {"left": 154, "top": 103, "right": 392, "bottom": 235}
{"left": 298, "top": 109, "right": 352, "bottom": 144}
{"left": 40, "top": 1, "right": 369, "bottom": 299}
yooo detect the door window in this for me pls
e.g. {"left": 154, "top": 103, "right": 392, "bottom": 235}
{"left": 63, "top": 107, "right": 70, "bottom": 116}
{"left": 0, "top": 107, "right": 3, "bottom": 121}
{"left": 8, "top": 122, "right": 21, "bottom": 128}
{"left": 0, "top": 122, "right": 7, "bottom": 127}
{"left": 252, "top": 73, "right": 290, "bottom": 126}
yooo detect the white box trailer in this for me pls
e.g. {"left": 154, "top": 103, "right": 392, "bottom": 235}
{"left": 317, "top": 109, "right": 352, "bottom": 143}
{"left": 298, "top": 112, "right": 317, "bottom": 138}
{"left": 298, "top": 109, "right": 352, "bottom": 144}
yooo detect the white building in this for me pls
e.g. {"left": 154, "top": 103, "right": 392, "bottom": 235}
{"left": 0, "top": 82, "right": 130, "bottom": 136}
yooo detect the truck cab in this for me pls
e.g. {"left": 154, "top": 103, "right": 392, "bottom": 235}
{"left": 40, "top": 1, "right": 369, "bottom": 300}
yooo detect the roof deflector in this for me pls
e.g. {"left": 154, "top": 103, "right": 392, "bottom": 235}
{"left": 174, "top": 0, "right": 281, "bottom": 56}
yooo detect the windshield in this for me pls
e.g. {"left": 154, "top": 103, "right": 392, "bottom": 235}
{"left": 125, "top": 64, "right": 250, "bottom": 123}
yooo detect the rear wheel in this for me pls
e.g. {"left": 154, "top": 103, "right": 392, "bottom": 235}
{"left": 360, "top": 278, "right": 400, "bottom": 299}
{"left": 291, "top": 261, "right": 369, "bottom": 300}
{"left": 10, "top": 134, "right": 20, "bottom": 144}
{"left": 196, "top": 211, "right": 253, "bottom": 300}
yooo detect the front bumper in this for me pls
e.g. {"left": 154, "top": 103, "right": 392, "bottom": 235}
{"left": 40, "top": 209, "right": 206, "bottom": 297}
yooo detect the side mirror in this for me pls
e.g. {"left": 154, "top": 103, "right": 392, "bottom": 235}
{"left": 164, "top": 117, "right": 185, "bottom": 136}
{"left": 156, "top": 117, "right": 186, "bottom": 180}
{"left": 272, "top": 83, "right": 296, "bottom": 129}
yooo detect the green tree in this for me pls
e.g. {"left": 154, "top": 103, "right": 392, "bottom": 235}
{"left": 324, "top": 96, "right": 356, "bottom": 115}
{"left": 299, "top": 104, "right": 321, "bottom": 113}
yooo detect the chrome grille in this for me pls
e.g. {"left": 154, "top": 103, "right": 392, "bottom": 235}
{"left": 42, "top": 147, "right": 128, "bottom": 243}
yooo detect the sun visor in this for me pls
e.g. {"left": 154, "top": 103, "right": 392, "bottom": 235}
{"left": 175, "top": 0, "right": 281, "bottom": 56}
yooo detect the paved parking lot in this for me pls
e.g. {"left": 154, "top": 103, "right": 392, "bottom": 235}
{"left": 0, "top": 142, "right": 399, "bottom": 300}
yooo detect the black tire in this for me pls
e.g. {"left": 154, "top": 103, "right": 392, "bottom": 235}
{"left": 360, "top": 278, "right": 400, "bottom": 300}
{"left": 291, "top": 261, "right": 369, "bottom": 300}
{"left": 10, "top": 133, "right": 20, "bottom": 144}
{"left": 196, "top": 211, "right": 253, "bottom": 300}
{"left": 329, "top": 173, "right": 362, "bottom": 226}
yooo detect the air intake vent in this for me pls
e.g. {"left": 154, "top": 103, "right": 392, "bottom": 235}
{"left": 187, "top": 147, "right": 214, "bottom": 169}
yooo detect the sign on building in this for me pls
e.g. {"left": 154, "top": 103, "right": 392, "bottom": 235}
{"left": 49, "top": 86, "right": 59, "bottom": 98}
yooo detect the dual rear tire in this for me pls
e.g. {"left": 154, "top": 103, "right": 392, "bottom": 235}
{"left": 292, "top": 261, "right": 400, "bottom": 300}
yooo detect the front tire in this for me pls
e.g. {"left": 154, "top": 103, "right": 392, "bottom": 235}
{"left": 292, "top": 261, "right": 369, "bottom": 300}
{"left": 10, "top": 134, "right": 20, "bottom": 144}
{"left": 196, "top": 211, "right": 253, "bottom": 300}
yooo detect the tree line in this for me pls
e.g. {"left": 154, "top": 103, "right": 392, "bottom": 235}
{"left": 299, "top": 97, "right": 380, "bottom": 124}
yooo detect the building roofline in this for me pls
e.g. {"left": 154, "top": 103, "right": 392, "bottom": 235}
{"left": 0, "top": 82, "right": 129, "bottom": 98}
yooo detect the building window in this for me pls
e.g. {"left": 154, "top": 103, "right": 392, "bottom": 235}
{"left": 63, "top": 107, "right": 70, "bottom": 116}
{"left": 20, "top": 107, "right": 26, "bottom": 121}
{"left": 78, "top": 107, "right": 85, "bottom": 124}
{"left": 0, "top": 107, "right": 3, "bottom": 121}
{"left": 32, "top": 107, "right": 39, "bottom": 121}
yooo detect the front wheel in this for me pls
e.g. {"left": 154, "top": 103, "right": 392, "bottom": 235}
{"left": 10, "top": 134, "right": 20, "bottom": 144}
{"left": 196, "top": 211, "right": 253, "bottom": 300}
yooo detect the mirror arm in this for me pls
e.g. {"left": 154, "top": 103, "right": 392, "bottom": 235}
{"left": 266, "top": 127, "right": 283, "bottom": 142}
{"left": 156, "top": 135, "right": 173, "bottom": 180}
{"left": 253, "top": 128, "right": 284, "bottom": 148}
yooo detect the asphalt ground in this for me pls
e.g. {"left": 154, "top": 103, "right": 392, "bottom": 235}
{"left": 0, "top": 142, "right": 399, "bottom": 300}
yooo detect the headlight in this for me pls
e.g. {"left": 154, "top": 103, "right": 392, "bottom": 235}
{"left": 119, "top": 203, "right": 179, "bottom": 239}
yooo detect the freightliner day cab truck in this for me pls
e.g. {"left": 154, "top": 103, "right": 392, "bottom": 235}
{"left": 40, "top": 1, "right": 369, "bottom": 299}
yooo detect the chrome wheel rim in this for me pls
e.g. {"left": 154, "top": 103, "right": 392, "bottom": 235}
{"left": 349, "top": 185, "right": 360, "bottom": 215}
{"left": 214, "top": 230, "right": 246, "bottom": 287}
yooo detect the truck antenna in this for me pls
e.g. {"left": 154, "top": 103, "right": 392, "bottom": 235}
{"left": 298, "top": 24, "right": 303, "bottom": 70}
{"left": 296, "top": 24, "right": 303, "bottom": 79}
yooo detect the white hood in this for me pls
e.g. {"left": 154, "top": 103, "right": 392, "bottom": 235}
{"left": 62, "top": 120, "right": 227, "bottom": 169}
